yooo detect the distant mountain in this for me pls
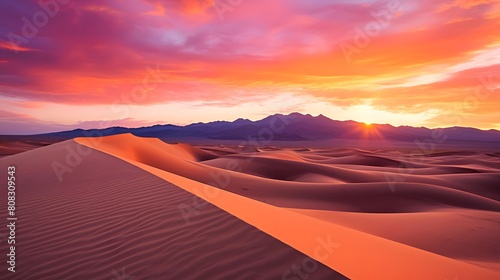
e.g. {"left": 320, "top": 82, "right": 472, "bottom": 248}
{"left": 35, "top": 113, "right": 500, "bottom": 143}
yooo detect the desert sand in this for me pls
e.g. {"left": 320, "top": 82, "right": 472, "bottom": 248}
{"left": 1, "top": 133, "right": 499, "bottom": 279}
{"left": 0, "top": 139, "right": 345, "bottom": 280}
{"left": 0, "top": 137, "right": 59, "bottom": 158}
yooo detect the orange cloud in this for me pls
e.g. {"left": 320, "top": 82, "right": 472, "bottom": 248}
{"left": 1, "top": 0, "right": 499, "bottom": 131}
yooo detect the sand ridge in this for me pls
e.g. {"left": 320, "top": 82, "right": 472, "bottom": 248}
{"left": 0, "top": 139, "right": 345, "bottom": 280}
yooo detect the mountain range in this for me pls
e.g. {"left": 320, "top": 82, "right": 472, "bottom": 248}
{"left": 36, "top": 113, "right": 500, "bottom": 144}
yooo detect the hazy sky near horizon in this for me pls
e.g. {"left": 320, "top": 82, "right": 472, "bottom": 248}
{"left": 1, "top": 0, "right": 499, "bottom": 134}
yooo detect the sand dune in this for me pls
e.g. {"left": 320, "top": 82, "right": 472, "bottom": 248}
{"left": 0, "top": 140, "right": 344, "bottom": 280}
{"left": 1, "top": 133, "right": 498, "bottom": 279}
{"left": 71, "top": 135, "right": 500, "bottom": 214}
{"left": 71, "top": 134, "right": 500, "bottom": 279}
{"left": 290, "top": 208, "right": 500, "bottom": 272}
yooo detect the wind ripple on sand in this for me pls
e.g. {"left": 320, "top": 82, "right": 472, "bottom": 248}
{"left": 0, "top": 139, "right": 345, "bottom": 280}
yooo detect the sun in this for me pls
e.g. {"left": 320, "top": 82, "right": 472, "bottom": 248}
{"left": 355, "top": 121, "right": 384, "bottom": 140}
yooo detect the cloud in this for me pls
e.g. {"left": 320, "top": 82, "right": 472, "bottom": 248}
{"left": 0, "top": 109, "right": 160, "bottom": 135}
{"left": 0, "top": 110, "right": 66, "bottom": 135}
{"left": 0, "top": 0, "right": 499, "bottom": 130}
{"left": 74, "top": 118, "right": 161, "bottom": 130}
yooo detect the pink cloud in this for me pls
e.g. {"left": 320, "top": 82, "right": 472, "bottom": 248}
{"left": 1, "top": 0, "right": 499, "bottom": 130}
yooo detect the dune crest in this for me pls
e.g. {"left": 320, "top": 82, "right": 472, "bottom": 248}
{"left": 0, "top": 139, "right": 345, "bottom": 279}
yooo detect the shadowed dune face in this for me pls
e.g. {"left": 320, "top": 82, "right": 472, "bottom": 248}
{"left": 74, "top": 134, "right": 500, "bottom": 275}
{"left": 0, "top": 140, "right": 58, "bottom": 158}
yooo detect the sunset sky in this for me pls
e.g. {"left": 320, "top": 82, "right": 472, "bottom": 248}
{"left": 1, "top": 0, "right": 499, "bottom": 134}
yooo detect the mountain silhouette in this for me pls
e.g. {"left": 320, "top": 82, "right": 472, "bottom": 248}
{"left": 35, "top": 112, "right": 500, "bottom": 143}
